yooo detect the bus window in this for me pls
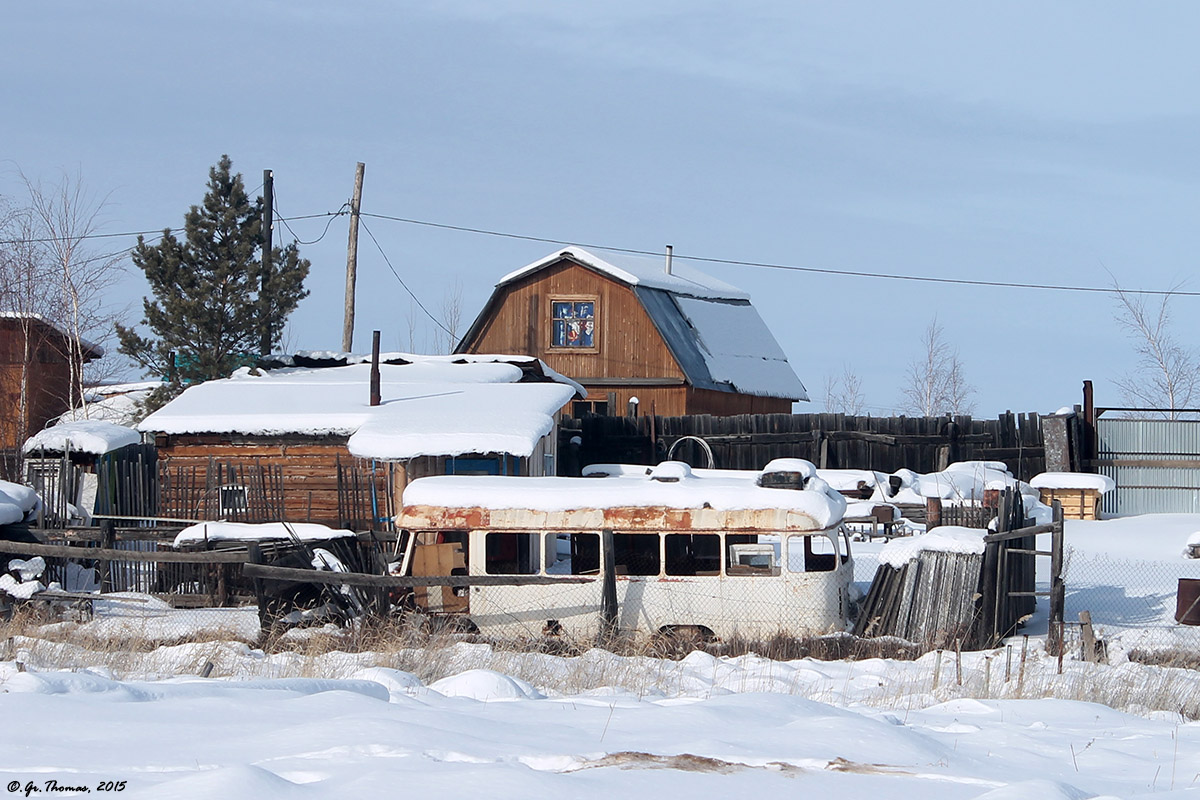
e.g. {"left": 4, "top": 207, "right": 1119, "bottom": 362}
{"left": 726, "top": 542, "right": 779, "bottom": 576}
{"left": 613, "top": 533, "right": 660, "bottom": 576}
{"left": 545, "top": 532, "right": 600, "bottom": 575}
{"left": 786, "top": 534, "right": 837, "bottom": 573}
{"left": 485, "top": 532, "right": 541, "bottom": 575}
{"left": 665, "top": 533, "right": 721, "bottom": 576}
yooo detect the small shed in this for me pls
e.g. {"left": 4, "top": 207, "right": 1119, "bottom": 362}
{"left": 1029, "top": 472, "right": 1115, "bottom": 520}
{"left": 139, "top": 353, "right": 584, "bottom": 528}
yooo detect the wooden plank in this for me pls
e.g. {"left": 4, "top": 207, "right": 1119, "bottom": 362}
{"left": 0, "top": 540, "right": 249, "bottom": 564}
{"left": 983, "top": 523, "right": 1057, "bottom": 543}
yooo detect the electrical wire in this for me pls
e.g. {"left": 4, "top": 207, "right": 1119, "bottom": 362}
{"left": 4, "top": 205, "right": 1194, "bottom": 298}
{"left": 358, "top": 217, "right": 454, "bottom": 337}
{"left": 360, "top": 211, "right": 1198, "bottom": 298}
{"left": 272, "top": 183, "right": 349, "bottom": 245}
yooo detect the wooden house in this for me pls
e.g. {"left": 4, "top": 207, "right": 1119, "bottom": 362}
{"left": 138, "top": 353, "right": 584, "bottom": 529}
{"left": 456, "top": 247, "right": 807, "bottom": 417}
{"left": 0, "top": 313, "right": 102, "bottom": 456}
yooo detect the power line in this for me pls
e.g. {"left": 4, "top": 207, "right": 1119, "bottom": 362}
{"left": 358, "top": 217, "right": 453, "bottom": 337}
{"left": 272, "top": 185, "right": 348, "bottom": 246}
{"left": 0, "top": 212, "right": 344, "bottom": 247}
{"left": 360, "top": 211, "right": 1197, "bottom": 298}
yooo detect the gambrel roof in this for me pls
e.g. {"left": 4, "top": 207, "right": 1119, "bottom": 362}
{"left": 460, "top": 247, "right": 808, "bottom": 401}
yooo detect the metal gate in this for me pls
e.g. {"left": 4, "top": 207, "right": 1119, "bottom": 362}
{"left": 1095, "top": 417, "right": 1200, "bottom": 515}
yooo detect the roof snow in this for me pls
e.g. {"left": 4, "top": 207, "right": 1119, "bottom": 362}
{"left": 499, "top": 246, "right": 749, "bottom": 301}
{"left": 1030, "top": 472, "right": 1116, "bottom": 493}
{"left": 404, "top": 459, "right": 847, "bottom": 528}
{"left": 23, "top": 420, "right": 140, "bottom": 456}
{"left": 139, "top": 358, "right": 581, "bottom": 460}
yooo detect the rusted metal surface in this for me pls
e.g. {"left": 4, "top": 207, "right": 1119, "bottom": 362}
{"left": 399, "top": 504, "right": 825, "bottom": 534}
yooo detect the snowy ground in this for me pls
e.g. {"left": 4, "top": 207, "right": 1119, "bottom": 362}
{"left": 4, "top": 514, "right": 1200, "bottom": 798}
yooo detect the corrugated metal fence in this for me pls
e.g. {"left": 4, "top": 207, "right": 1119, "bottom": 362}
{"left": 1096, "top": 417, "right": 1200, "bottom": 514}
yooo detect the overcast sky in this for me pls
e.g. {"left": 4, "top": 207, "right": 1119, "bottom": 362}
{"left": 4, "top": 2, "right": 1198, "bottom": 417}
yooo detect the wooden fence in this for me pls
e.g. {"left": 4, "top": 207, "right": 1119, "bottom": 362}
{"left": 562, "top": 411, "right": 1050, "bottom": 480}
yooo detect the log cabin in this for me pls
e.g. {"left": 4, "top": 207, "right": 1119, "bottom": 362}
{"left": 455, "top": 247, "right": 807, "bottom": 417}
{"left": 0, "top": 313, "right": 103, "bottom": 462}
{"left": 137, "top": 353, "right": 584, "bottom": 528}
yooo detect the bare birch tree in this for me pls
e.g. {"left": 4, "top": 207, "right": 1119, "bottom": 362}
{"left": 439, "top": 278, "right": 464, "bottom": 354}
{"left": 900, "top": 318, "right": 975, "bottom": 416}
{"left": 1112, "top": 284, "right": 1200, "bottom": 418}
{"left": 822, "top": 365, "right": 866, "bottom": 415}
{"left": 0, "top": 170, "right": 125, "bottom": 431}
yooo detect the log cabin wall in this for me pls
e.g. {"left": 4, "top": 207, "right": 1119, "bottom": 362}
{"left": 0, "top": 318, "right": 82, "bottom": 452}
{"left": 155, "top": 434, "right": 382, "bottom": 528}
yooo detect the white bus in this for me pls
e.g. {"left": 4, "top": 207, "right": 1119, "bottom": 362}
{"left": 396, "top": 459, "right": 853, "bottom": 642}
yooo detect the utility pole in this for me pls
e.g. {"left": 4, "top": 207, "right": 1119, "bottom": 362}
{"left": 260, "top": 169, "right": 274, "bottom": 356}
{"left": 342, "top": 162, "right": 366, "bottom": 353}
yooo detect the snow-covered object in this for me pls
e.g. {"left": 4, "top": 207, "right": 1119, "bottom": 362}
{"left": 311, "top": 548, "right": 348, "bottom": 572}
{"left": 140, "top": 360, "right": 580, "bottom": 460}
{"left": 917, "top": 461, "right": 1016, "bottom": 502}
{"left": 648, "top": 461, "right": 692, "bottom": 481}
{"left": 761, "top": 458, "right": 817, "bottom": 481}
{"left": 404, "top": 461, "right": 847, "bottom": 528}
{"left": 429, "top": 669, "right": 544, "bottom": 701}
{"left": 0, "top": 573, "right": 45, "bottom": 599}
{"left": 878, "top": 526, "right": 987, "bottom": 568}
{"left": 23, "top": 419, "right": 140, "bottom": 456}
{"left": 8, "top": 557, "right": 46, "bottom": 582}
{"left": 1029, "top": 472, "right": 1116, "bottom": 493}
{"left": 55, "top": 381, "right": 159, "bottom": 427}
{"left": 0, "top": 480, "right": 40, "bottom": 525}
{"left": 174, "top": 522, "right": 355, "bottom": 548}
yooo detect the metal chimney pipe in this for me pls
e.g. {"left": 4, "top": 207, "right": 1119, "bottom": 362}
{"left": 370, "top": 330, "right": 382, "bottom": 407}
{"left": 665, "top": 244, "right": 673, "bottom": 275}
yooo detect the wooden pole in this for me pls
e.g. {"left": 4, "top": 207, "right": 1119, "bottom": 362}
{"left": 600, "top": 527, "right": 618, "bottom": 644}
{"left": 98, "top": 518, "right": 115, "bottom": 593}
{"left": 342, "top": 161, "right": 366, "bottom": 353}
{"left": 370, "top": 330, "right": 381, "bottom": 407}
{"left": 260, "top": 169, "right": 274, "bottom": 356}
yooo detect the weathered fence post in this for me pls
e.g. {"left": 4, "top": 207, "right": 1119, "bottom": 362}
{"left": 599, "top": 528, "right": 618, "bottom": 645}
{"left": 248, "top": 543, "right": 269, "bottom": 636}
{"left": 98, "top": 519, "right": 116, "bottom": 593}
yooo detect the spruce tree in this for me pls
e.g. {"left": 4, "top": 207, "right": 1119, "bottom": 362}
{"left": 117, "top": 156, "right": 309, "bottom": 401}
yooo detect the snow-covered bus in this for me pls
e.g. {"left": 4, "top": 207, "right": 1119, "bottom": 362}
{"left": 396, "top": 459, "right": 853, "bottom": 641}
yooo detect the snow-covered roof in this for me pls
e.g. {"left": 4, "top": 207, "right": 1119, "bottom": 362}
{"left": 23, "top": 420, "right": 140, "bottom": 456}
{"left": 498, "top": 246, "right": 749, "bottom": 301}
{"left": 402, "top": 459, "right": 846, "bottom": 528}
{"left": 0, "top": 311, "right": 103, "bottom": 357}
{"left": 55, "top": 381, "right": 159, "bottom": 427}
{"left": 139, "top": 359, "right": 582, "bottom": 460}
{"left": 1029, "top": 472, "right": 1116, "bottom": 493}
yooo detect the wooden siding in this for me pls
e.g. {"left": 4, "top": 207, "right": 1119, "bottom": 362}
{"left": 0, "top": 319, "right": 81, "bottom": 451}
{"left": 157, "top": 436, "right": 373, "bottom": 527}
{"left": 465, "top": 261, "right": 688, "bottom": 384}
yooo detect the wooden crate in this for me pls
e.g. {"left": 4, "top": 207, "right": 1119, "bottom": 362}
{"left": 1038, "top": 488, "right": 1101, "bottom": 520}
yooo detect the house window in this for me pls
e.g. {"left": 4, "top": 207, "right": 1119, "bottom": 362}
{"left": 551, "top": 299, "right": 597, "bottom": 349}
{"left": 218, "top": 484, "right": 249, "bottom": 517}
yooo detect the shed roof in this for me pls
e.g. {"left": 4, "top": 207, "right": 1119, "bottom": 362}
{"left": 0, "top": 312, "right": 104, "bottom": 358}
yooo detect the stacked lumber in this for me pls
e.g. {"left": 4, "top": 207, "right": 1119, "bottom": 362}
{"left": 853, "top": 550, "right": 983, "bottom": 648}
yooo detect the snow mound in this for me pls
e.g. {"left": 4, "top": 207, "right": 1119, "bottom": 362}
{"left": 0, "top": 480, "right": 39, "bottom": 525}
{"left": 1029, "top": 472, "right": 1116, "bottom": 493}
{"left": 140, "top": 764, "right": 310, "bottom": 799}
{"left": 879, "top": 526, "right": 987, "bottom": 568}
{"left": 970, "top": 779, "right": 1093, "bottom": 800}
{"left": 429, "top": 669, "right": 545, "bottom": 701}
{"left": 350, "top": 667, "right": 427, "bottom": 700}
